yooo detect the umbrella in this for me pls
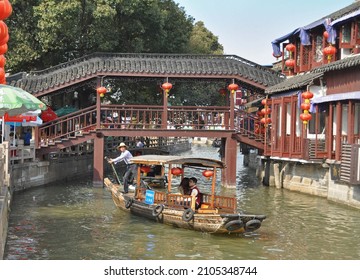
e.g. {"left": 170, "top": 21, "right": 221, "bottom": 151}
{"left": 0, "top": 84, "right": 47, "bottom": 117}
{"left": 23, "top": 116, "right": 43, "bottom": 127}
{"left": 4, "top": 113, "right": 37, "bottom": 122}
{"left": 0, "top": 85, "right": 46, "bottom": 142}
{"left": 40, "top": 106, "right": 57, "bottom": 122}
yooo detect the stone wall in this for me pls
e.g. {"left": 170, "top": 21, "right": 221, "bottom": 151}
{"left": 0, "top": 146, "right": 9, "bottom": 259}
{"left": 257, "top": 157, "right": 360, "bottom": 210}
{"left": 0, "top": 187, "right": 9, "bottom": 259}
{"left": 10, "top": 155, "right": 93, "bottom": 191}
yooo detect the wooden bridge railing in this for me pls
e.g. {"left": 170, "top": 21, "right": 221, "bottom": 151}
{"left": 35, "top": 102, "right": 335, "bottom": 160}
{"left": 234, "top": 108, "right": 265, "bottom": 143}
{"left": 36, "top": 104, "right": 234, "bottom": 147}
{"left": 37, "top": 105, "right": 97, "bottom": 147}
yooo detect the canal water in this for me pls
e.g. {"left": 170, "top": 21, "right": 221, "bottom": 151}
{"left": 4, "top": 144, "right": 360, "bottom": 260}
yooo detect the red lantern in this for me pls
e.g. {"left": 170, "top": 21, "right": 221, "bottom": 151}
{"left": 0, "top": 33, "right": 8, "bottom": 46}
{"left": 260, "top": 117, "right": 271, "bottom": 124}
{"left": 227, "top": 83, "right": 239, "bottom": 94}
{"left": 261, "top": 99, "right": 267, "bottom": 106}
{"left": 219, "top": 88, "right": 226, "bottom": 96}
{"left": 161, "top": 82, "right": 172, "bottom": 93}
{"left": 202, "top": 170, "right": 214, "bottom": 179}
{"left": 323, "top": 45, "right": 336, "bottom": 63}
{"left": 140, "top": 166, "right": 151, "bottom": 174}
{"left": 0, "top": 66, "right": 4, "bottom": 80}
{"left": 0, "top": 21, "right": 8, "bottom": 39}
{"left": 261, "top": 108, "right": 271, "bottom": 115}
{"left": 285, "top": 43, "right": 296, "bottom": 53}
{"left": 300, "top": 113, "right": 312, "bottom": 124}
{"left": 323, "top": 31, "right": 329, "bottom": 39}
{"left": 300, "top": 103, "right": 311, "bottom": 111}
{"left": 301, "top": 91, "right": 314, "bottom": 100}
{"left": 0, "top": 43, "right": 7, "bottom": 55}
{"left": 0, "top": 55, "right": 5, "bottom": 68}
{"left": 285, "top": 59, "right": 295, "bottom": 68}
{"left": 96, "top": 86, "right": 107, "bottom": 97}
{"left": 0, "top": 0, "right": 12, "bottom": 21}
{"left": 171, "top": 167, "right": 183, "bottom": 176}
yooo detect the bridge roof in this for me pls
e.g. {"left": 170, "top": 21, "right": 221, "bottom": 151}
{"left": 7, "top": 53, "right": 284, "bottom": 96}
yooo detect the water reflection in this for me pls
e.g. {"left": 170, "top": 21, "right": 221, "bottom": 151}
{"left": 4, "top": 144, "right": 360, "bottom": 260}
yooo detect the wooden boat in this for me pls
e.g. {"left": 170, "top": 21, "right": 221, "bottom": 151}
{"left": 104, "top": 155, "right": 266, "bottom": 234}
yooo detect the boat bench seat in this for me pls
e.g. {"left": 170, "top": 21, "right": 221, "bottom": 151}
{"left": 197, "top": 208, "right": 218, "bottom": 214}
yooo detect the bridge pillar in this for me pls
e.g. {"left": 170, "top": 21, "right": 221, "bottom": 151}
{"left": 93, "top": 134, "right": 104, "bottom": 187}
{"left": 221, "top": 137, "right": 237, "bottom": 188}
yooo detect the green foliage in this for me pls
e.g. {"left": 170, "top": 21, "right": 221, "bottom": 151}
{"left": 5, "top": 0, "right": 225, "bottom": 106}
{"left": 189, "top": 21, "right": 223, "bottom": 55}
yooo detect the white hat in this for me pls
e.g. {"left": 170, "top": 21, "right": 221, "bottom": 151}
{"left": 117, "top": 142, "right": 127, "bottom": 148}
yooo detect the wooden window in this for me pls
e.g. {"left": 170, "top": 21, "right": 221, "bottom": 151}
{"left": 286, "top": 103, "right": 291, "bottom": 135}
{"left": 300, "top": 44, "right": 311, "bottom": 72}
{"left": 339, "top": 22, "right": 357, "bottom": 49}
{"left": 356, "top": 21, "right": 360, "bottom": 45}
{"left": 355, "top": 104, "right": 360, "bottom": 144}
{"left": 309, "top": 110, "right": 326, "bottom": 135}
{"left": 313, "top": 35, "right": 323, "bottom": 65}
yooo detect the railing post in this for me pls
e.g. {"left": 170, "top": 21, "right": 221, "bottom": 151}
{"left": 230, "top": 92, "right": 235, "bottom": 130}
{"left": 96, "top": 77, "right": 102, "bottom": 130}
{"left": 162, "top": 88, "right": 168, "bottom": 129}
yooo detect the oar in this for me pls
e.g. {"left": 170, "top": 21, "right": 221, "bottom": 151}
{"left": 104, "top": 156, "right": 121, "bottom": 185}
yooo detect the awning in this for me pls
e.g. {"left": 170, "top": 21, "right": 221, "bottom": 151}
{"left": 310, "top": 91, "right": 360, "bottom": 113}
{"left": 311, "top": 91, "right": 360, "bottom": 104}
{"left": 55, "top": 106, "right": 77, "bottom": 117}
{"left": 271, "top": 18, "right": 336, "bottom": 56}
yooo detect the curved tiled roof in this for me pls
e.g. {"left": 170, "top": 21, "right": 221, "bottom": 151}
{"left": 266, "top": 54, "right": 360, "bottom": 94}
{"left": 322, "top": 1, "right": 360, "bottom": 22}
{"left": 7, "top": 53, "right": 284, "bottom": 96}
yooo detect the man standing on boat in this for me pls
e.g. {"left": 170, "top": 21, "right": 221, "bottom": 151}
{"left": 189, "top": 177, "right": 202, "bottom": 209}
{"left": 108, "top": 142, "right": 136, "bottom": 194}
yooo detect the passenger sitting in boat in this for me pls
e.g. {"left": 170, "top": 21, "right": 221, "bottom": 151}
{"left": 147, "top": 165, "right": 162, "bottom": 177}
{"left": 178, "top": 177, "right": 190, "bottom": 195}
{"left": 189, "top": 177, "right": 202, "bottom": 209}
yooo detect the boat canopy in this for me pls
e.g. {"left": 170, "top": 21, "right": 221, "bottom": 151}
{"left": 130, "top": 155, "right": 225, "bottom": 169}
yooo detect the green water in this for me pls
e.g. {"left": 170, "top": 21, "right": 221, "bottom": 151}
{"left": 4, "top": 145, "right": 360, "bottom": 260}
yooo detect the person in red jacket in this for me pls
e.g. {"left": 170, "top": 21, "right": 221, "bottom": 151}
{"left": 189, "top": 177, "right": 202, "bottom": 209}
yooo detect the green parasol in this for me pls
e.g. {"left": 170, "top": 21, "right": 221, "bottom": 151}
{"left": 0, "top": 84, "right": 47, "bottom": 117}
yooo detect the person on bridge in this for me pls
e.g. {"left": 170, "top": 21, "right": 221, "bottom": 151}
{"left": 136, "top": 138, "right": 144, "bottom": 148}
{"left": 108, "top": 142, "right": 136, "bottom": 194}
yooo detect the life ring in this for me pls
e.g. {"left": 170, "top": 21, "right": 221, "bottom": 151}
{"left": 125, "top": 198, "right": 134, "bottom": 209}
{"left": 225, "top": 220, "right": 244, "bottom": 232}
{"left": 152, "top": 204, "right": 164, "bottom": 217}
{"left": 245, "top": 219, "right": 261, "bottom": 232}
{"left": 182, "top": 208, "right": 195, "bottom": 222}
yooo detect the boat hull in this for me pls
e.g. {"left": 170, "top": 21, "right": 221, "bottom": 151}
{"left": 105, "top": 178, "right": 266, "bottom": 234}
